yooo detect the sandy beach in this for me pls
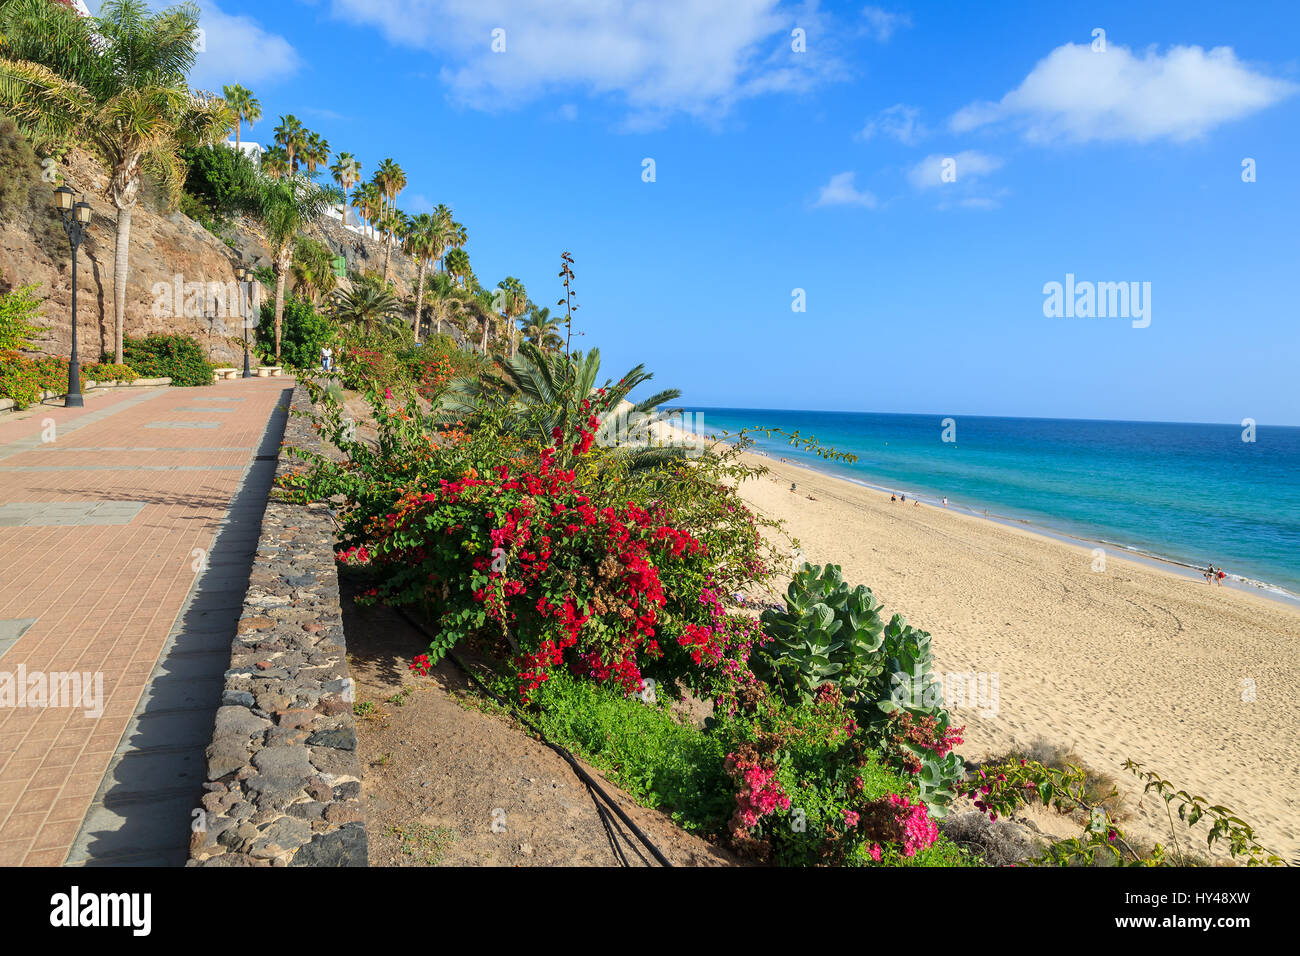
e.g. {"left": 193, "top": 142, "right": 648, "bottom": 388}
{"left": 736, "top": 452, "right": 1300, "bottom": 860}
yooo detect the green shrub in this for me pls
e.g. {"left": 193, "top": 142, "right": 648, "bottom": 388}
{"left": 0, "top": 352, "right": 84, "bottom": 407}
{"left": 0, "top": 272, "right": 47, "bottom": 352}
{"left": 82, "top": 362, "right": 137, "bottom": 384}
{"left": 255, "top": 294, "right": 336, "bottom": 370}
{"left": 180, "top": 144, "right": 260, "bottom": 223}
{"left": 119, "top": 333, "right": 214, "bottom": 387}
{"left": 0, "top": 351, "right": 42, "bottom": 408}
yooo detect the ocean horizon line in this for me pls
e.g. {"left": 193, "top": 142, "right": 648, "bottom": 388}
{"left": 680, "top": 405, "right": 1300, "bottom": 431}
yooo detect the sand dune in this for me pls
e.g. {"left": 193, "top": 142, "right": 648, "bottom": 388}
{"left": 736, "top": 454, "right": 1300, "bottom": 861}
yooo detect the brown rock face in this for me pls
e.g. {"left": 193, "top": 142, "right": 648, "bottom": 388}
{"left": 0, "top": 145, "right": 428, "bottom": 365}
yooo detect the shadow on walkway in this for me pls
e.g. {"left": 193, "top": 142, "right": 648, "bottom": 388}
{"left": 66, "top": 387, "right": 293, "bottom": 866}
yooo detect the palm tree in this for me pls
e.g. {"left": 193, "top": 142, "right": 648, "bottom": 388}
{"left": 497, "top": 276, "right": 529, "bottom": 359}
{"left": 374, "top": 158, "right": 405, "bottom": 215}
{"left": 331, "top": 152, "right": 361, "bottom": 228}
{"left": 303, "top": 131, "right": 329, "bottom": 180}
{"left": 247, "top": 173, "right": 338, "bottom": 361}
{"left": 444, "top": 247, "right": 470, "bottom": 288}
{"left": 378, "top": 210, "right": 405, "bottom": 284}
{"left": 273, "top": 114, "right": 306, "bottom": 173}
{"left": 222, "top": 83, "right": 260, "bottom": 151}
{"left": 523, "top": 307, "right": 563, "bottom": 350}
{"left": 331, "top": 282, "right": 400, "bottom": 338}
{"left": 290, "top": 237, "right": 337, "bottom": 304}
{"left": 0, "top": 0, "right": 234, "bottom": 363}
{"left": 351, "top": 180, "right": 378, "bottom": 239}
{"left": 402, "top": 212, "right": 444, "bottom": 341}
{"left": 423, "top": 271, "right": 462, "bottom": 338}
{"left": 261, "top": 146, "right": 289, "bottom": 180}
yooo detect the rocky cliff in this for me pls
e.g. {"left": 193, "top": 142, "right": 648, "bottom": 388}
{"left": 0, "top": 137, "right": 427, "bottom": 366}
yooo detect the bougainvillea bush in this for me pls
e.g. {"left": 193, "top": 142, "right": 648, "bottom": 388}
{"left": 283, "top": 377, "right": 776, "bottom": 708}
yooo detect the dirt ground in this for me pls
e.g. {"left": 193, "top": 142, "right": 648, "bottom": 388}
{"left": 339, "top": 579, "right": 739, "bottom": 867}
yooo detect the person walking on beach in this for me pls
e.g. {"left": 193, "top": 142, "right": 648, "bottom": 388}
{"left": 1204, "top": 564, "right": 1215, "bottom": 584}
{"left": 942, "top": 497, "right": 948, "bottom": 508}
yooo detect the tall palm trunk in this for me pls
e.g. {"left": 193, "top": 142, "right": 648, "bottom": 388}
{"left": 234, "top": 121, "right": 241, "bottom": 151}
{"left": 111, "top": 203, "right": 133, "bottom": 364}
{"left": 383, "top": 234, "right": 393, "bottom": 283}
{"left": 273, "top": 247, "right": 291, "bottom": 362}
{"left": 413, "top": 257, "right": 428, "bottom": 342}
{"left": 480, "top": 314, "right": 488, "bottom": 354}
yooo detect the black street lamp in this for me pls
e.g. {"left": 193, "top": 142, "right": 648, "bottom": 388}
{"left": 54, "top": 186, "right": 92, "bottom": 408}
{"left": 236, "top": 264, "right": 254, "bottom": 378}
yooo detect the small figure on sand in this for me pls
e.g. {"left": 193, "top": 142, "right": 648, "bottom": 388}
{"left": 790, "top": 482, "right": 797, "bottom": 493}
{"left": 890, "top": 494, "right": 897, "bottom": 502}
{"left": 900, "top": 493, "right": 906, "bottom": 502}
{"left": 1204, "top": 564, "right": 1215, "bottom": 584}
{"left": 942, "top": 497, "right": 948, "bottom": 508}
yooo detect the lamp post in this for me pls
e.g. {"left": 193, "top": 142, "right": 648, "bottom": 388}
{"left": 236, "top": 265, "right": 254, "bottom": 378}
{"left": 55, "top": 186, "right": 92, "bottom": 408}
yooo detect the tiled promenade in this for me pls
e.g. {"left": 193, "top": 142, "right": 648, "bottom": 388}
{"left": 0, "top": 378, "right": 293, "bottom": 865}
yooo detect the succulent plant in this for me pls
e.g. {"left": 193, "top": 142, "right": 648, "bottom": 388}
{"left": 755, "top": 562, "right": 887, "bottom": 706}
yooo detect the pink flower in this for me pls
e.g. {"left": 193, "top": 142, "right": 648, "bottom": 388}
{"left": 843, "top": 810, "right": 860, "bottom": 827}
{"left": 869, "top": 843, "right": 882, "bottom": 862}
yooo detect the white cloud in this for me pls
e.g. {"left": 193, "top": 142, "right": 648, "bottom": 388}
{"left": 858, "top": 103, "right": 926, "bottom": 144}
{"left": 951, "top": 42, "right": 1298, "bottom": 144}
{"left": 860, "top": 6, "right": 909, "bottom": 42}
{"left": 185, "top": 1, "right": 302, "bottom": 90}
{"left": 907, "top": 150, "right": 1002, "bottom": 189}
{"left": 814, "top": 171, "right": 877, "bottom": 208}
{"left": 323, "top": 0, "right": 838, "bottom": 121}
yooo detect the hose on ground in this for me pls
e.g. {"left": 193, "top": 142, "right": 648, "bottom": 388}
{"left": 396, "top": 608, "right": 673, "bottom": 867}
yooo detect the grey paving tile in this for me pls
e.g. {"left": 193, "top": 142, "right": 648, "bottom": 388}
{"left": 0, "top": 618, "right": 37, "bottom": 660}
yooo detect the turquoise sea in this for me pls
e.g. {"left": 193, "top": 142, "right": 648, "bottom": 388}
{"left": 682, "top": 408, "right": 1300, "bottom": 600}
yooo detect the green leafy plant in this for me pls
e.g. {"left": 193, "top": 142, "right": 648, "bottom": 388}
{"left": 0, "top": 350, "right": 42, "bottom": 407}
{"left": 755, "top": 562, "right": 886, "bottom": 705}
{"left": 0, "top": 272, "right": 47, "bottom": 352}
{"left": 119, "top": 333, "right": 214, "bottom": 387}
{"left": 256, "top": 294, "right": 335, "bottom": 370}
{"left": 82, "top": 362, "right": 138, "bottom": 384}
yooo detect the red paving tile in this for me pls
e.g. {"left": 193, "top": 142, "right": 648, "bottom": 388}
{"left": 0, "top": 378, "right": 293, "bottom": 864}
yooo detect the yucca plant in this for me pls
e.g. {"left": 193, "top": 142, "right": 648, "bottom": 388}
{"left": 434, "top": 341, "right": 686, "bottom": 470}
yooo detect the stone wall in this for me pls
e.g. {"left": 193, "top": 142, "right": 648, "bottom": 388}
{"left": 190, "top": 384, "right": 368, "bottom": 866}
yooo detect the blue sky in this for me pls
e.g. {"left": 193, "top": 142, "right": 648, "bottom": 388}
{"left": 113, "top": 1, "right": 1300, "bottom": 424}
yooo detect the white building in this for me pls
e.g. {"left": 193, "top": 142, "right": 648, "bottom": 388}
{"left": 226, "top": 140, "right": 265, "bottom": 163}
